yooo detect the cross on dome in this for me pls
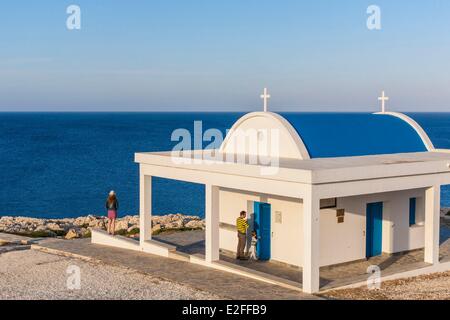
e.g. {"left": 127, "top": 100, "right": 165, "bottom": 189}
{"left": 260, "top": 88, "right": 271, "bottom": 112}
{"left": 378, "top": 91, "right": 389, "bottom": 113}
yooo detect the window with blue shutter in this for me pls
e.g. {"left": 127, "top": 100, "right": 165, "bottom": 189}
{"left": 409, "top": 198, "right": 417, "bottom": 226}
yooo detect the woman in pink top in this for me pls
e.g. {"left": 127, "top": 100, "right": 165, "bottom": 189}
{"left": 105, "top": 191, "right": 119, "bottom": 235}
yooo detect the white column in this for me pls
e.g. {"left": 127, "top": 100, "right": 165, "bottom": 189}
{"left": 424, "top": 185, "right": 440, "bottom": 264}
{"left": 302, "top": 189, "right": 321, "bottom": 294}
{"left": 205, "top": 184, "right": 220, "bottom": 263}
{"left": 139, "top": 169, "right": 152, "bottom": 246}
{"left": 382, "top": 202, "right": 394, "bottom": 254}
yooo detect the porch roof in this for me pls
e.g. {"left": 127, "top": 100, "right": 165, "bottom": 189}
{"left": 135, "top": 150, "right": 450, "bottom": 185}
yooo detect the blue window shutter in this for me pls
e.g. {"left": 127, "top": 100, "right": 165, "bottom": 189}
{"left": 409, "top": 198, "right": 416, "bottom": 226}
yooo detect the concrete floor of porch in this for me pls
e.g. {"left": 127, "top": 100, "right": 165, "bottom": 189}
{"left": 154, "top": 222, "right": 450, "bottom": 291}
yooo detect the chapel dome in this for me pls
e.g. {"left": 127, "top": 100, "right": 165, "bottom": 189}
{"left": 220, "top": 112, "right": 433, "bottom": 160}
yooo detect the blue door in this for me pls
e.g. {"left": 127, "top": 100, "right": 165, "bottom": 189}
{"left": 366, "top": 202, "right": 383, "bottom": 258}
{"left": 254, "top": 202, "right": 271, "bottom": 261}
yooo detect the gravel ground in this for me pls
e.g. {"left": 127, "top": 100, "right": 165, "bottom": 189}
{"left": 0, "top": 249, "right": 220, "bottom": 300}
{"left": 322, "top": 271, "right": 450, "bottom": 300}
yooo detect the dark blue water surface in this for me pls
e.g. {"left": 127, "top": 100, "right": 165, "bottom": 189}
{"left": 0, "top": 112, "right": 448, "bottom": 219}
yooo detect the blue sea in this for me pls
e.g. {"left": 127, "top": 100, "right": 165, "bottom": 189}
{"left": 0, "top": 112, "right": 449, "bottom": 219}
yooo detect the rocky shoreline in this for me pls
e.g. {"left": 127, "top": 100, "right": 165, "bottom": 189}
{"left": 0, "top": 214, "right": 205, "bottom": 240}
{"left": 1, "top": 207, "right": 449, "bottom": 241}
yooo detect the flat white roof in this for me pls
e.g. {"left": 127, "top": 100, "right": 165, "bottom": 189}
{"left": 135, "top": 150, "right": 450, "bottom": 184}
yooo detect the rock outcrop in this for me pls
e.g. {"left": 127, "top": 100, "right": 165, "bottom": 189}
{"left": 0, "top": 214, "right": 205, "bottom": 240}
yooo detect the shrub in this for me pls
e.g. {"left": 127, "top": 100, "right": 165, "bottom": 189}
{"left": 115, "top": 229, "right": 127, "bottom": 236}
{"left": 152, "top": 227, "right": 202, "bottom": 236}
{"left": 127, "top": 228, "right": 140, "bottom": 236}
{"left": 82, "top": 230, "right": 92, "bottom": 238}
{"left": 29, "top": 230, "right": 56, "bottom": 238}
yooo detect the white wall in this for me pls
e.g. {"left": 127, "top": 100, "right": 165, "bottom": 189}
{"left": 219, "top": 187, "right": 426, "bottom": 268}
{"left": 266, "top": 195, "right": 303, "bottom": 266}
{"left": 321, "top": 189, "right": 426, "bottom": 266}
{"left": 219, "top": 188, "right": 303, "bottom": 266}
{"left": 319, "top": 204, "right": 366, "bottom": 267}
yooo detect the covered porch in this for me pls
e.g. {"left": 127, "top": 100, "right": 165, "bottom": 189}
{"left": 134, "top": 150, "right": 450, "bottom": 294}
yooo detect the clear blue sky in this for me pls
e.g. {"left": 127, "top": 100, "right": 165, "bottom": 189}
{"left": 0, "top": 0, "right": 449, "bottom": 112}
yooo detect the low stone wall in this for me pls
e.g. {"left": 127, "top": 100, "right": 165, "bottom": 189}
{"left": 0, "top": 214, "right": 205, "bottom": 240}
